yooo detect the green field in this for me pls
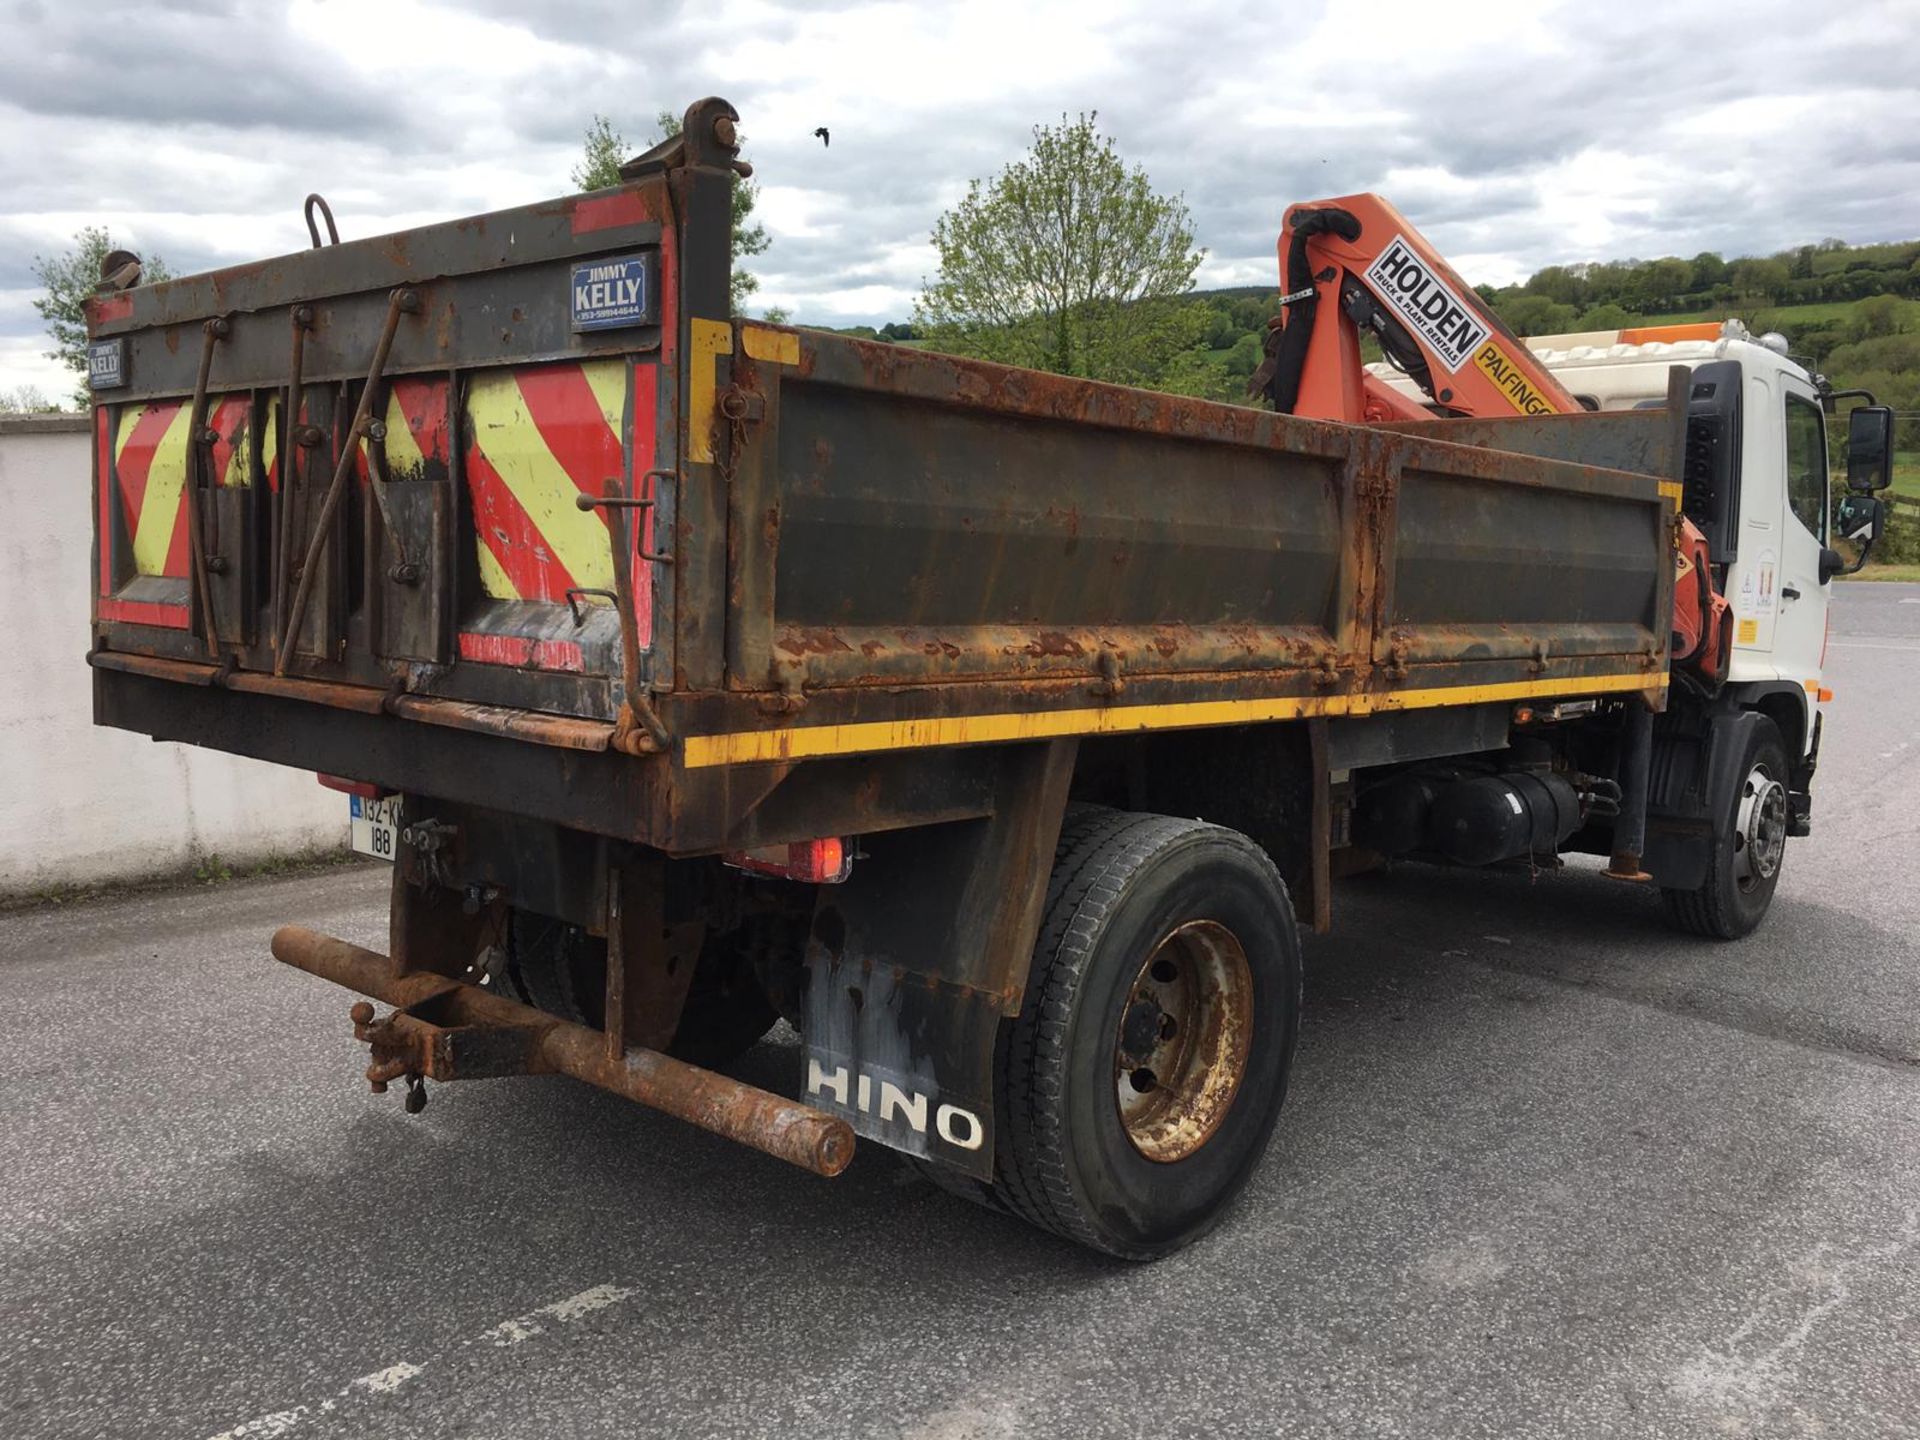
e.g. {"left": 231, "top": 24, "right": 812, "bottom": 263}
{"left": 1638, "top": 299, "right": 1899, "bottom": 329}
{"left": 1893, "top": 451, "right": 1919, "bottom": 496}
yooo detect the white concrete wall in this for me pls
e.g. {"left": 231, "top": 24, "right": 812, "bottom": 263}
{"left": 0, "top": 417, "right": 345, "bottom": 896}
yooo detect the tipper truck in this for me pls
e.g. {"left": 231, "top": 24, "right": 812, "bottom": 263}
{"left": 82, "top": 100, "right": 1897, "bottom": 1257}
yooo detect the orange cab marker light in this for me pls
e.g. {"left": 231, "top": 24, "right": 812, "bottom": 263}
{"left": 1818, "top": 687, "right": 1834, "bottom": 704}
{"left": 1617, "top": 322, "right": 1724, "bottom": 346}
{"left": 723, "top": 838, "right": 852, "bottom": 885}
{"left": 316, "top": 773, "right": 390, "bottom": 800}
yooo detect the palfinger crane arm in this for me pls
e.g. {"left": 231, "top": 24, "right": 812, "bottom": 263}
{"left": 1250, "top": 193, "right": 1584, "bottom": 424}
{"left": 1248, "top": 192, "right": 1730, "bottom": 684}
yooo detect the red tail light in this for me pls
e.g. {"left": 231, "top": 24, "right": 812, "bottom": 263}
{"left": 316, "top": 773, "right": 391, "bottom": 800}
{"left": 723, "top": 837, "right": 852, "bottom": 884}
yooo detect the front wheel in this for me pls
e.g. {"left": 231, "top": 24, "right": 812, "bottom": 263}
{"left": 978, "top": 807, "right": 1303, "bottom": 1259}
{"left": 1662, "top": 717, "right": 1790, "bottom": 940}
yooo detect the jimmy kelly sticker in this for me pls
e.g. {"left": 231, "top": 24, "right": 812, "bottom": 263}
{"left": 570, "top": 253, "right": 657, "bottom": 332}
{"left": 87, "top": 337, "right": 126, "bottom": 389}
{"left": 1364, "top": 235, "right": 1489, "bottom": 373}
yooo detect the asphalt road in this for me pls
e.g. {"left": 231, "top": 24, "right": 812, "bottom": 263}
{"left": 4, "top": 583, "right": 1918, "bottom": 1440}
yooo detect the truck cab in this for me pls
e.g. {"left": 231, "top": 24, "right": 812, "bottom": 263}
{"left": 1376, "top": 319, "right": 1837, "bottom": 783}
{"left": 1530, "top": 322, "right": 1831, "bottom": 765}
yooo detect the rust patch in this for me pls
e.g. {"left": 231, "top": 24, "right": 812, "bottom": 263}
{"left": 776, "top": 626, "right": 856, "bottom": 657}
{"left": 1026, "top": 631, "right": 1087, "bottom": 659}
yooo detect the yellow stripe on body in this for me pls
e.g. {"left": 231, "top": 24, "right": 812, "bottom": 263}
{"left": 220, "top": 402, "right": 251, "bottom": 488}
{"left": 467, "top": 369, "right": 618, "bottom": 594}
{"left": 112, "top": 403, "right": 147, "bottom": 463}
{"left": 383, "top": 390, "right": 428, "bottom": 477}
{"left": 1658, "top": 480, "right": 1683, "bottom": 506}
{"left": 126, "top": 403, "right": 195, "bottom": 576}
{"left": 257, "top": 400, "right": 277, "bottom": 489}
{"left": 740, "top": 324, "right": 799, "bottom": 365}
{"left": 681, "top": 671, "right": 1666, "bottom": 768}
{"left": 688, "top": 318, "right": 732, "bottom": 463}
{"left": 476, "top": 542, "right": 518, "bottom": 600}
{"left": 580, "top": 358, "right": 627, "bottom": 437}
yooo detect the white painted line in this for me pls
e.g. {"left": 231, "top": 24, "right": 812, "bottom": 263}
{"left": 483, "top": 1283, "right": 635, "bottom": 1347}
{"left": 1674, "top": 1208, "right": 1918, "bottom": 1425}
{"left": 350, "top": 1361, "right": 424, "bottom": 1395}
{"left": 1828, "top": 639, "right": 1920, "bottom": 652}
{"left": 540, "top": 1283, "right": 633, "bottom": 1323}
{"left": 205, "top": 1284, "right": 638, "bottom": 1439}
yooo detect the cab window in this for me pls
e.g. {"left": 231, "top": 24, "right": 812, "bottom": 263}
{"left": 1784, "top": 394, "right": 1828, "bottom": 541}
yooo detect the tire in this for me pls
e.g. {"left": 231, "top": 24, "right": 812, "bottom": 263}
{"left": 499, "top": 909, "right": 779, "bottom": 1067}
{"left": 974, "top": 806, "right": 1303, "bottom": 1260}
{"left": 1662, "top": 717, "right": 1790, "bottom": 940}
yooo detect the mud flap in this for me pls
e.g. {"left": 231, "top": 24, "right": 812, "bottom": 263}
{"left": 798, "top": 738, "right": 1076, "bottom": 1181}
{"left": 803, "top": 960, "right": 1001, "bottom": 1178}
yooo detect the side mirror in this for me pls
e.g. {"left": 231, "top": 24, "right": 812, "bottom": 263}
{"left": 1828, "top": 493, "right": 1886, "bottom": 577}
{"left": 1846, "top": 404, "right": 1895, "bottom": 493}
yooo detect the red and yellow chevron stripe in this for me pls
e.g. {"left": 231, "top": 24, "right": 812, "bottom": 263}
{"left": 107, "top": 393, "right": 262, "bottom": 582}
{"left": 461, "top": 358, "right": 656, "bottom": 653}
{"left": 352, "top": 378, "right": 450, "bottom": 488}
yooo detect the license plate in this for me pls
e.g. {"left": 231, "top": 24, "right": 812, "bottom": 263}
{"left": 349, "top": 794, "right": 399, "bottom": 861}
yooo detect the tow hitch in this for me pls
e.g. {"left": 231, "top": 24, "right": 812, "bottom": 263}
{"left": 271, "top": 925, "right": 854, "bottom": 1178}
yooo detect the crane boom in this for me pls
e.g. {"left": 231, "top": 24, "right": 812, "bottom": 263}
{"left": 1251, "top": 193, "right": 1584, "bottom": 424}
{"left": 1249, "top": 191, "right": 1730, "bottom": 682}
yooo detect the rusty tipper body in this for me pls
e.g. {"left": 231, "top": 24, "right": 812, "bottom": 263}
{"left": 86, "top": 99, "right": 1856, "bottom": 1257}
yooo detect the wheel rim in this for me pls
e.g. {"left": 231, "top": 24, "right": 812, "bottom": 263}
{"left": 1113, "top": 919, "right": 1254, "bottom": 1164}
{"left": 1732, "top": 761, "right": 1788, "bottom": 892}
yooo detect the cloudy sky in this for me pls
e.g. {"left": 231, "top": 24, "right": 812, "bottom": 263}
{"left": 3, "top": 0, "right": 1917, "bottom": 397}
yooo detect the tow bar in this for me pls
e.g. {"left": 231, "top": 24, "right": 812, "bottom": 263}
{"left": 269, "top": 925, "right": 854, "bottom": 1178}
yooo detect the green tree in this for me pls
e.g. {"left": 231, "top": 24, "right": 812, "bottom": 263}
{"left": 1494, "top": 294, "right": 1577, "bottom": 336}
{"left": 1629, "top": 257, "right": 1693, "bottom": 312}
{"left": 1524, "top": 264, "right": 1585, "bottom": 308}
{"left": 1729, "top": 256, "right": 1790, "bottom": 303}
{"left": 571, "top": 113, "right": 627, "bottom": 192}
{"left": 572, "top": 111, "right": 770, "bottom": 314}
{"left": 913, "top": 113, "right": 1205, "bottom": 386}
{"left": 1689, "top": 251, "right": 1727, "bottom": 292}
{"left": 0, "top": 384, "right": 60, "bottom": 414}
{"left": 1851, "top": 294, "right": 1903, "bottom": 340}
{"left": 1575, "top": 302, "right": 1637, "bottom": 329}
{"left": 31, "top": 226, "right": 172, "bottom": 399}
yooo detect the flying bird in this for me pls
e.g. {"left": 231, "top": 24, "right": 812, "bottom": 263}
{"left": 813, "top": 127, "right": 830, "bottom": 148}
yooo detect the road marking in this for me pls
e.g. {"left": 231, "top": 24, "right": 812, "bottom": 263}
{"left": 1828, "top": 639, "right": 1920, "bottom": 652}
{"left": 1674, "top": 1209, "right": 1918, "bottom": 1425}
{"left": 482, "top": 1282, "right": 634, "bottom": 1346}
{"left": 349, "top": 1362, "right": 423, "bottom": 1395}
{"left": 205, "top": 1285, "right": 637, "bottom": 1440}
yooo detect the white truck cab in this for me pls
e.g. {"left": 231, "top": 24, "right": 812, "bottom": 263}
{"left": 1526, "top": 322, "right": 1832, "bottom": 765}
{"left": 1372, "top": 319, "right": 1886, "bottom": 779}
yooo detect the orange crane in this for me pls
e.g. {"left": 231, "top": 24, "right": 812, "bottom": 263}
{"left": 1251, "top": 192, "right": 1729, "bottom": 679}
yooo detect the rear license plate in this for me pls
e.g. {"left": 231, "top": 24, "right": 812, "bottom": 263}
{"left": 349, "top": 795, "right": 399, "bottom": 862}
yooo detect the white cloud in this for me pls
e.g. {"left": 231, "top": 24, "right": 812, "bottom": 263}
{"left": 2, "top": 0, "right": 1917, "bottom": 391}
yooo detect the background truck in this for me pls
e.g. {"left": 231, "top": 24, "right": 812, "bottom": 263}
{"left": 82, "top": 99, "right": 1897, "bottom": 1257}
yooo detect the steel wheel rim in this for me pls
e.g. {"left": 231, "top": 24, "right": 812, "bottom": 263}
{"left": 1113, "top": 919, "right": 1254, "bottom": 1164}
{"left": 1733, "top": 762, "right": 1787, "bottom": 891}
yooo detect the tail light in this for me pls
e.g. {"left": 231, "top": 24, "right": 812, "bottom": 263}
{"left": 723, "top": 837, "right": 852, "bottom": 884}
{"left": 316, "top": 773, "right": 392, "bottom": 800}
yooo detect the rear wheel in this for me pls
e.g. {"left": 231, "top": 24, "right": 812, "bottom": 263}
{"left": 487, "top": 908, "right": 781, "bottom": 1067}
{"left": 1662, "top": 718, "right": 1790, "bottom": 940}
{"left": 965, "top": 806, "right": 1302, "bottom": 1259}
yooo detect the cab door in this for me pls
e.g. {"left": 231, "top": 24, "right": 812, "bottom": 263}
{"left": 1771, "top": 382, "right": 1830, "bottom": 693}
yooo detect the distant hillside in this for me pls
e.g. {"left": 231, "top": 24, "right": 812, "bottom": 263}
{"left": 802, "top": 235, "right": 1920, "bottom": 424}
